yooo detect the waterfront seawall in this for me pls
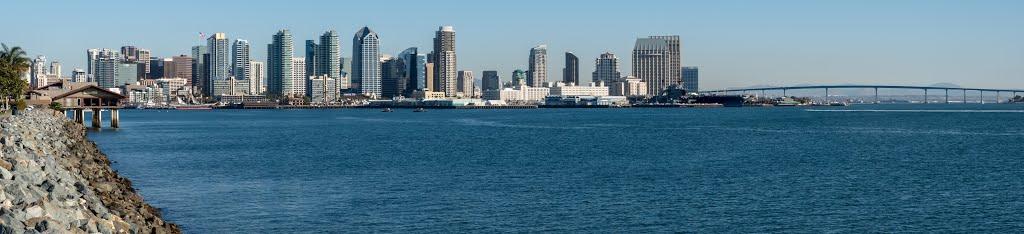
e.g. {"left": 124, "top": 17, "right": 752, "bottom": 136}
{"left": 1, "top": 110, "right": 179, "bottom": 233}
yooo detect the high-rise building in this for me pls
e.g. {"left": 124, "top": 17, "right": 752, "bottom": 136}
{"left": 137, "top": 49, "right": 151, "bottom": 77}
{"left": 30, "top": 56, "right": 47, "bottom": 88}
{"left": 563, "top": 52, "right": 579, "bottom": 85}
{"left": 292, "top": 57, "right": 306, "bottom": 96}
{"left": 249, "top": 61, "right": 265, "bottom": 95}
{"left": 191, "top": 45, "right": 208, "bottom": 93}
{"left": 232, "top": 39, "right": 251, "bottom": 81}
{"left": 149, "top": 58, "right": 165, "bottom": 79}
{"left": 633, "top": 36, "right": 680, "bottom": 96}
{"left": 116, "top": 62, "right": 138, "bottom": 86}
{"left": 316, "top": 30, "right": 340, "bottom": 81}
{"left": 87, "top": 49, "right": 100, "bottom": 81}
{"left": 169, "top": 55, "right": 193, "bottom": 83}
{"left": 120, "top": 46, "right": 138, "bottom": 62}
{"left": 307, "top": 75, "right": 338, "bottom": 103}
{"left": 682, "top": 66, "right": 698, "bottom": 92}
{"left": 267, "top": 29, "right": 294, "bottom": 97}
{"left": 650, "top": 35, "right": 681, "bottom": 84}
{"left": 512, "top": 69, "right": 527, "bottom": 87}
{"left": 95, "top": 51, "right": 120, "bottom": 88}
{"left": 380, "top": 56, "right": 407, "bottom": 99}
{"left": 71, "top": 69, "right": 87, "bottom": 82}
{"left": 305, "top": 40, "right": 318, "bottom": 80}
{"left": 592, "top": 52, "right": 620, "bottom": 83}
{"left": 352, "top": 27, "right": 381, "bottom": 97}
{"left": 207, "top": 33, "right": 230, "bottom": 96}
{"left": 398, "top": 47, "right": 427, "bottom": 96}
{"left": 527, "top": 45, "right": 547, "bottom": 87}
{"left": 431, "top": 26, "right": 457, "bottom": 97}
{"left": 482, "top": 70, "right": 500, "bottom": 91}
{"left": 457, "top": 70, "right": 475, "bottom": 97}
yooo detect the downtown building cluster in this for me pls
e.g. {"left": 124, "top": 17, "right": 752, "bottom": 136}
{"left": 25, "top": 26, "right": 699, "bottom": 107}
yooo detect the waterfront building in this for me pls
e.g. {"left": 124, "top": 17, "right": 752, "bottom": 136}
{"left": 633, "top": 36, "right": 681, "bottom": 96}
{"left": 432, "top": 26, "right": 457, "bottom": 97}
{"left": 267, "top": 29, "right": 294, "bottom": 97}
{"left": 482, "top": 84, "right": 550, "bottom": 103}
{"left": 609, "top": 75, "right": 648, "bottom": 97}
{"left": 527, "top": 45, "right": 547, "bottom": 87}
{"left": 563, "top": 52, "right": 579, "bottom": 85}
{"left": 381, "top": 57, "right": 407, "bottom": 99}
{"left": 71, "top": 69, "right": 87, "bottom": 82}
{"left": 155, "top": 77, "right": 188, "bottom": 99}
{"left": 512, "top": 69, "right": 527, "bottom": 87}
{"left": 682, "top": 66, "right": 698, "bottom": 92}
{"left": 291, "top": 57, "right": 307, "bottom": 96}
{"left": 398, "top": 47, "right": 427, "bottom": 95}
{"left": 549, "top": 82, "right": 609, "bottom": 97}
{"left": 424, "top": 62, "right": 435, "bottom": 92}
{"left": 593, "top": 52, "right": 620, "bottom": 83}
{"left": 249, "top": 61, "right": 265, "bottom": 95}
{"left": 211, "top": 77, "right": 250, "bottom": 97}
{"left": 482, "top": 70, "right": 500, "bottom": 91}
{"left": 457, "top": 70, "right": 475, "bottom": 98}
{"left": 308, "top": 75, "right": 338, "bottom": 103}
{"left": 191, "top": 45, "right": 207, "bottom": 93}
{"left": 352, "top": 26, "right": 381, "bottom": 97}
{"left": 232, "top": 39, "right": 251, "bottom": 81}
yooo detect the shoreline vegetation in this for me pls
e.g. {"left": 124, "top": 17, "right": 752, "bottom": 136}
{"left": 1, "top": 110, "right": 179, "bottom": 233}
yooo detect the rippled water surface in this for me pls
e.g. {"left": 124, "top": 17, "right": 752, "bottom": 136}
{"left": 87, "top": 104, "right": 1024, "bottom": 233}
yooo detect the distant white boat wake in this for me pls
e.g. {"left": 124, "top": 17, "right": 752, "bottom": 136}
{"left": 806, "top": 109, "right": 1024, "bottom": 113}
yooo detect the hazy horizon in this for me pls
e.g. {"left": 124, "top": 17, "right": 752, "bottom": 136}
{"left": 6, "top": 0, "right": 1023, "bottom": 89}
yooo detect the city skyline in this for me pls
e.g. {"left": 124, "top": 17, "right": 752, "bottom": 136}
{"left": 5, "top": 0, "right": 1024, "bottom": 89}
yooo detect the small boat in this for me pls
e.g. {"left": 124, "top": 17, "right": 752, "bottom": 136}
{"left": 413, "top": 108, "right": 427, "bottom": 112}
{"left": 382, "top": 108, "right": 393, "bottom": 112}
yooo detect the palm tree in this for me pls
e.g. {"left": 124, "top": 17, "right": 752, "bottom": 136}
{"left": 1, "top": 43, "right": 31, "bottom": 111}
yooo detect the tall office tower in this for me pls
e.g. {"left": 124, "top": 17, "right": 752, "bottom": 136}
{"left": 633, "top": 37, "right": 679, "bottom": 96}
{"left": 232, "top": 39, "right": 251, "bottom": 81}
{"left": 249, "top": 61, "right": 265, "bottom": 94}
{"left": 431, "top": 26, "right": 457, "bottom": 97}
{"left": 398, "top": 47, "right": 427, "bottom": 95}
{"left": 49, "top": 61, "right": 62, "bottom": 79}
{"left": 87, "top": 49, "right": 100, "bottom": 80}
{"left": 512, "top": 69, "right": 527, "bottom": 86}
{"left": 30, "top": 56, "right": 47, "bottom": 88}
{"left": 137, "top": 49, "right": 151, "bottom": 77}
{"left": 592, "top": 52, "right": 620, "bottom": 83}
{"left": 267, "top": 29, "right": 294, "bottom": 96}
{"left": 169, "top": 55, "right": 193, "bottom": 83}
{"left": 71, "top": 69, "right": 87, "bottom": 82}
{"left": 682, "top": 66, "right": 699, "bottom": 92}
{"left": 291, "top": 57, "right": 306, "bottom": 96}
{"left": 95, "top": 51, "right": 120, "bottom": 88}
{"left": 339, "top": 56, "right": 351, "bottom": 80}
{"left": 305, "top": 40, "right": 318, "bottom": 80}
{"left": 191, "top": 45, "right": 208, "bottom": 93}
{"left": 120, "top": 46, "right": 138, "bottom": 62}
{"left": 424, "top": 62, "right": 435, "bottom": 92}
{"left": 352, "top": 26, "right": 381, "bottom": 97}
{"left": 563, "top": 52, "right": 579, "bottom": 85}
{"left": 380, "top": 57, "right": 407, "bottom": 99}
{"left": 481, "top": 70, "right": 500, "bottom": 91}
{"left": 149, "top": 58, "right": 164, "bottom": 79}
{"left": 457, "top": 70, "right": 475, "bottom": 97}
{"left": 650, "top": 35, "right": 681, "bottom": 85}
{"left": 207, "top": 33, "right": 230, "bottom": 96}
{"left": 315, "top": 31, "right": 340, "bottom": 81}
{"left": 527, "top": 45, "right": 547, "bottom": 87}
{"left": 116, "top": 62, "right": 138, "bottom": 86}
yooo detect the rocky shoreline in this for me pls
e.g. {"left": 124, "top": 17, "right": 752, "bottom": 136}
{"left": 1, "top": 110, "right": 179, "bottom": 233}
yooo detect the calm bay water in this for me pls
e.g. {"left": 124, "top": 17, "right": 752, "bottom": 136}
{"left": 86, "top": 105, "right": 1024, "bottom": 233}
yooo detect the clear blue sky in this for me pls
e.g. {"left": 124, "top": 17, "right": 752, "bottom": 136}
{"left": 5, "top": 0, "right": 1023, "bottom": 89}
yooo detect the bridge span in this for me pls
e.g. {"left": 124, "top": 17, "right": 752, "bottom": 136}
{"left": 698, "top": 85, "right": 1024, "bottom": 104}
